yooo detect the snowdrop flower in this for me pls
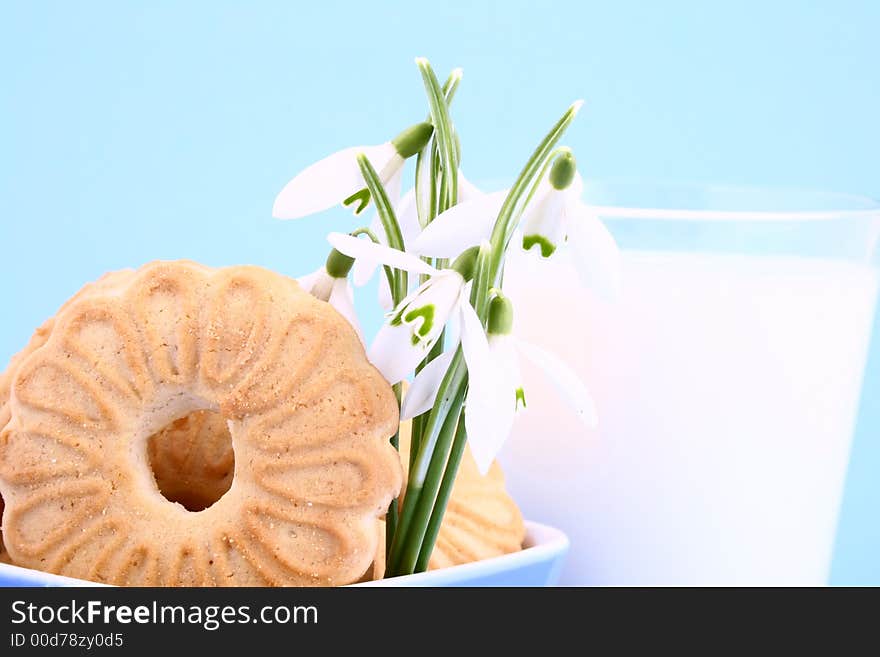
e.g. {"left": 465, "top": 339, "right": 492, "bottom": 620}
{"left": 297, "top": 248, "right": 363, "bottom": 343}
{"left": 327, "top": 232, "right": 473, "bottom": 382}
{"left": 272, "top": 122, "right": 434, "bottom": 220}
{"left": 328, "top": 232, "right": 509, "bottom": 464}
{"left": 413, "top": 151, "right": 621, "bottom": 300}
{"left": 402, "top": 295, "right": 597, "bottom": 473}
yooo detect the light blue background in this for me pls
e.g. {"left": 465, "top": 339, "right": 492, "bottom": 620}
{"left": 1, "top": 1, "right": 878, "bottom": 584}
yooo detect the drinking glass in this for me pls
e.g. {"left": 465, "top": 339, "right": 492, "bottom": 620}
{"left": 500, "top": 181, "right": 880, "bottom": 585}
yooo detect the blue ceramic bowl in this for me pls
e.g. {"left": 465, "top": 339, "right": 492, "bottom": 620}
{"left": 0, "top": 521, "right": 568, "bottom": 587}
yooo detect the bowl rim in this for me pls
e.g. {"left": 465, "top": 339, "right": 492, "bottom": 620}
{"left": 0, "top": 520, "right": 569, "bottom": 588}
{"left": 352, "top": 520, "right": 569, "bottom": 587}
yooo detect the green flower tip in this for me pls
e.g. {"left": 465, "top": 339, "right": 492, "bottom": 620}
{"left": 549, "top": 151, "right": 577, "bottom": 190}
{"left": 342, "top": 188, "right": 371, "bottom": 215}
{"left": 405, "top": 305, "right": 435, "bottom": 345}
{"left": 515, "top": 387, "right": 527, "bottom": 410}
{"left": 451, "top": 245, "right": 480, "bottom": 281}
{"left": 488, "top": 296, "right": 514, "bottom": 336}
{"left": 522, "top": 234, "right": 557, "bottom": 258}
{"left": 325, "top": 248, "right": 355, "bottom": 278}
{"left": 391, "top": 302, "right": 436, "bottom": 346}
{"left": 392, "top": 121, "right": 434, "bottom": 158}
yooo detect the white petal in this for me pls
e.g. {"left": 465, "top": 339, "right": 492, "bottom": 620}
{"left": 459, "top": 298, "right": 514, "bottom": 475}
{"left": 368, "top": 322, "right": 428, "bottom": 385}
{"left": 400, "top": 349, "right": 456, "bottom": 420}
{"left": 295, "top": 269, "right": 323, "bottom": 296}
{"left": 520, "top": 187, "right": 568, "bottom": 256}
{"left": 272, "top": 142, "right": 397, "bottom": 220}
{"left": 411, "top": 190, "right": 508, "bottom": 258}
{"left": 443, "top": 302, "right": 462, "bottom": 346}
{"left": 328, "top": 232, "right": 437, "bottom": 276}
{"left": 328, "top": 278, "right": 363, "bottom": 344}
{"left": 568, "top": 170, "right": 585, "bottom": 197}
{"left": 377, "top": 268, "right": 394, "bottom": 311}
{"left": 297, "top": 267, "right": 334, "bottom": 301}
{"left": 379, "top": 154, "right": 405, "bottom": 197}
{"left": 565, "top": 201, "right": 621, "bottom": 301}
{"left": 515, "top": 337, "right": 598, "bottom": 428}
{"left": 457, "top": 171, "right": 484, "bottom": 203}
{"left": 489, "top": 334, "right": 524, "bottom": 409}
{"left": 398, "top": 272, "right": 464, "bottom": 344}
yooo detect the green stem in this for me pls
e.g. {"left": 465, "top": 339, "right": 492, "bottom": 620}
{"left": 416, "top": 414, "right": 467, "bottom": 571}
{"left": 389, "top": 375, "right": 467, "bottom": 576}
{"left": 387, "top": 348, "right": 467, "bottom": 573}
{"left": 442, "top": 68, "right": 462, "bottom": 105}
{"left": 410, "top": 327, "right": 445, "bottom": 469}
{"left": 414, "top": 148, "right": 429, "bottom": 229}
{"left": 356, "top": 154, "right": 408, "bottom": 303}
{"left": 349, "top": 226, "right": 380, "bottom": 241}
{"left": 429, "top": 141, "right": 441, "bottom": 220}
{"left": 416, "top": 58, "right": 458, "bottom": 211}
{"left": 414, "top": 68, "right": 462, "bottom": 228}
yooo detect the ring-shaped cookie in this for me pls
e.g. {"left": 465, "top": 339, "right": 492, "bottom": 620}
{"left": 0, "top": 261, "right": 402, "bottom": 586}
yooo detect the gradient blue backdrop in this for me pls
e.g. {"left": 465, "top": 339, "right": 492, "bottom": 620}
{"left": 2, "top": 1, "right": 878, "bottom": 584}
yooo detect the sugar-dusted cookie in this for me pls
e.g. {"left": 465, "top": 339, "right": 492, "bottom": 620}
{"left": 0, "top": 261, "right": 402, "bottom": 586}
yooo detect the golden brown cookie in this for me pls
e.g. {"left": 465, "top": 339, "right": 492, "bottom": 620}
{"left": 0, "top": 271, "right": 135, "bottom": 567}
{"left": 0, "top": 261, "right": 402, "bottom": 586}
{"left": 0, "top": 272, "right": 133, "bottom": 433}
{"left": 387, "top": 417, "right": 525, "bottom": 572}
{"left": 0, "top": 270, "right": 233, "bottom": 550}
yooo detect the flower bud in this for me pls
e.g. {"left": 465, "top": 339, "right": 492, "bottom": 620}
{"left": 549, "top": 151, "right": 577, "bottom": 191}
{"left": 392, "top": 121, "right": 434, "bottom": 159}
{"left": 487, "top": 296, "right": 514, "bottom": 336}
{"left": 325, "top": 248, "right": 355, "bottom": 278}
{"left": 450, "top": 245, "right": 480, "bottom": 281}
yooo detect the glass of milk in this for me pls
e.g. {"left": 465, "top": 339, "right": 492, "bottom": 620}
{"left": 500, "top": 181, "right": 880, "bottom": 585}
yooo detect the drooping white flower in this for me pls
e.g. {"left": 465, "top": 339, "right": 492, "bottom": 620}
{"left": 272, "top": 122, "right": 434, "bottom": 220}
{"left": 328, "top": 232, "right": 510, "bottom": 464}
{"left": 297, "top": 248, "right": 363, "bottom": 343}
{"left": 413, "top": 151, "right": 621, "bottom": 300}
{"left": 519, "top": 153, "right": 619, "bottom": 299}
{"left": 402, "top": 294, "right": 597, "bottom": 474}
{"left": 328, "top": 232, "right": 469, "bottom": 382}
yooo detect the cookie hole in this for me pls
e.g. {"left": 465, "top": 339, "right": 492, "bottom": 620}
{"left": 146, "top": 410, "right": 235, "bottom": 512}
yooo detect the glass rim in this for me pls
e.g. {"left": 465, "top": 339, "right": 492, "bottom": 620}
{"left": 580, "top": 179, "right": 880, "bottom": 222}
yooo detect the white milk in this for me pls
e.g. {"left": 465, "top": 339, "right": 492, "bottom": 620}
{"left": 500, "top": 248, "right": 879, "bottom": 585}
